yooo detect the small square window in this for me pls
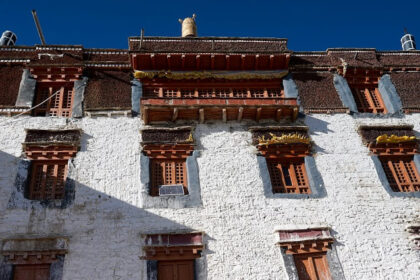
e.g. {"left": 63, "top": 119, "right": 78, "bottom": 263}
{"left": 380, "top": 156, "right": 420, "bottom": 192}
{"left": 28, "top": 160, "right": 68, "bottom": 200}
{"left": 150, "top": 159, "right": 188, "bottom": 196}
{"left": 33, "top": 84, "right": 74, "bottom": 117}
{"left": 267, "top": 158, "right": 311, "bottom": 194}
{"left": 277, "top": 228, "right": 335, "bottom": 280}
{"left": 13, "top": 264, "right": 50, "bottom": 280}
{"left": 350, "top": 86, "right": 386, "bottom": 113}
{"left": 143, "top": 233, "right": 204, "bottom": 280}
{"left": 158, "top": 260, "right": 194, "bottom": 280}
{"left": 293, "top": 252, "right": 332, "bottom": 280}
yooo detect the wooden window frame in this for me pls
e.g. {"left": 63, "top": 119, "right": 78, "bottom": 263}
{"left": 157, "top": 260, "right": 194, "bottom": 280}
{"left": 150, "top": 158, "right": 188, "bottom": 196}
{"left": 13, "top": 264, "right": 50, "bottom": 280}
{"left": 28, "top": 160, "right": 68, "bottom": 200}
{"left": 379, "top": 155, "right": 420, "bottom": 193}
{"left": 350, "top": 85, "right": 386, "bottom": 113}
{"left": 143, "top": 232, "right": 203, "bottom": 280}
{"left": 277, "top": 228, "right": 334, "bottom": 280}
{"left": 33, "top": 82, "right": 74, "bottom": 117}
{"left": 293, "top": 252, "right": 332, "bottom": 280}
{"left": 266, "top": 157, "right": 311, "bottom": 194}
{"left": 143, "top": 144, "right": 194, "bottom": 197}
{"left": 259, "top": 142, "right": 312, "bottom": 194}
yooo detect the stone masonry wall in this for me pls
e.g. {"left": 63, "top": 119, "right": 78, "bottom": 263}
{"left": 0, "top": 114, "right": 419, "bottom": 280}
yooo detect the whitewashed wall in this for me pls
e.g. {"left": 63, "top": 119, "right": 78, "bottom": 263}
{"left": 0, "top": 114, "right": 419, "bottom": 280}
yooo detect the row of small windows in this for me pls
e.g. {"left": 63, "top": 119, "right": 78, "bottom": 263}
{"left": 3, "top": 230, "right": 336, "bottom": 280}
{"left": 23, "top": 142, "right": 420, "bottom": 202}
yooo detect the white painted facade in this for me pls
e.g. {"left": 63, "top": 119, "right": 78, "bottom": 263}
{"left": 0, "top": 113, "right": 419, "bottom": 280}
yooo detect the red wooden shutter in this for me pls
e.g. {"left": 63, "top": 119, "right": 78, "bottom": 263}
{"left": 13, "top": 264, "right": 50, "bottom": 280}
{"left": 33, "top": 85, "right": 74, "bottom": 117}
{"left": 29, "top": 161, "right": 68, "bottom": 200}
{"left": 294, "top": 253, "right": 332, "bottom": 280}
{"left": 351, "top": 86, "right": 386, "bottom": 113}
{"left": 267, "top": 159, "right": 310, "bottom": 194}
{"left": 380, "top": 156, "right": 420, "bottom": 192}
{"left": 150, "top": 159, "right": 187, "bottom": 196}
{"left": 158, "top": 260, "right": 194, "bottom": 280}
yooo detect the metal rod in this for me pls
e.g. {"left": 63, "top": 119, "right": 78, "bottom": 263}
{"left": 31, "top": 10, "right": 46, "bottom": 45}
{"left": 139, "top": 28, "right": 144, "bottom": 50}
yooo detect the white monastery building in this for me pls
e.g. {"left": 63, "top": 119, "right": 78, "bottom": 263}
{"left": 0, "top": 16, "right": 419, "bottom": 280}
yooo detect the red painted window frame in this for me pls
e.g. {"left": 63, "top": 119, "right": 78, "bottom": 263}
{"left": 28, "top": 160, "right": 68, "bottom": 200}
{"left": 266, "top": 157, "right": 311, "bottom": 194}
{"left": 33, "top": 82, "right": 74, "bottom": 117}
{"left": 350, "top": 85, "right": 386, "bottom": 113}
{"left": 150, "top": 159, "right": 188, "bottom": 196}
{"left": 379, "top": 155, "right": 420, "bottom": 192}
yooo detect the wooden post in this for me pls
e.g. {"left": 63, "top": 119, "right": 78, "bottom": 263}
{"left": 199, "top": 108, "right": 204, "bottom": 123}
{"left": 172, "top": 108, "right": 179, "bottom": 122}
{"left": 237, "top": 107, "right": 243, "bottom": 122}
{"left": 276, "top": 108, "right": 283, "bottom": 122}
{"left": 256, "top": 107, "right": 262, "bottom": 122}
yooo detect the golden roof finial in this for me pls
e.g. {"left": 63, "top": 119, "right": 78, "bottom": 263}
{"left": 179, "top": 14, "right": 197, "bottom": 37}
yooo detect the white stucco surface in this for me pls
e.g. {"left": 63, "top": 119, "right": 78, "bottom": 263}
{"left": 0, "top": 114, "right": 419, "bottom": 279}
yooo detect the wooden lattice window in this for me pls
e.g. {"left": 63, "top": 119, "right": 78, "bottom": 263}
{"left": 350, "top": 86, "right": 386, "bottom": 113}
{"left": 380, "top": 156, "right": 420, "bottom": 192}
{"left": 33, "top": 84, "right": 74, "bottom": 117}
{"left": 150, "top": 159, "right": 188, "bottom": 196}
{"left": 29, "top": 160, "right": 68, "bottom": 200}
{"left": 13, "top": 264, "right": 50, "bottom": 280}
{"left": 294, "top": 252, "right": 332, "bottom": 280}
{"left": 158, "top": 260, "right": 194, "bottom": 280}
{"left": 143, "top": 86, "right": 284, "bottom": 99}
{"left": 267, "top": 158, "right": 311, "bottom": 194}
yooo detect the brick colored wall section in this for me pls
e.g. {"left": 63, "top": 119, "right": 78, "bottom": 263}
{"left": 390, "top": 72, "right": 420, "bottom": 111}
{"left": 293, "top": 72, "right": 345, "bottom": 110}
{"left": 84, "top": 70, "right": 132, "bottom": 110}
{"left": 0, "top": 65, "right": 23, "bottom": 107}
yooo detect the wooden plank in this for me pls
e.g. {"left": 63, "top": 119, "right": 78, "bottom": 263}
{"left": 256, "top": 107, "right": 262, "bottom": 122}
{"left": 292, "top": 107, "right": 298, "bottom": 121}
{"left": 172, "top": 108, "right": 179, "bottom": 122}
{"left": 199, "top": 108, "right": 204, "bottom": 123}
{"left": 167, "top": 54, "right": 172, "bottom": 69}
{"left": 143, "top": 108, "right": 149, "bottom": 124}
{"left": 196, "top": 55, "right": 201, "bottom": 69}
{"left": 276, "top": 108, "right": 283, "bottom": 122}
{"left": 237, "top": 107, "right": 243, "bottom": 122}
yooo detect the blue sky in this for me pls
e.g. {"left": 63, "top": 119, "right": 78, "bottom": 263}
{"left": 0, "top": 0, "right": 419, "bottom": 51}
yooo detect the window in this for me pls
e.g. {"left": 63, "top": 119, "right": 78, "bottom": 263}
{"left": 251, "top": 128, "right": 312, "bottom": 195}
{"left": 158, "top": 260, "right": 194, "bottom": 280}
{"left": 23, "top": 129, "right": 81, "bottom": 201}
{"left": 150, "top": 159, "right": 188, "bottom": 196}
{"left": 28, "top": 160, "right": 68, "bottom": 200}
{"left": 350, "top": 85, "right": 386, "bottom": 113}
{"left": 277, "top": 228, "right": 334, "bottom": 280}
{"left": 33, "top": 83, "right": 74, "bottom": 117}
{"left": 1, "top": 238, "right": 68, "bottom": 280}
{"left": 267, "top": 158, "right": 310, "bottom": 194}
{"left": 380, "top": 156, "right": 420, "bottom": 192}
{"left": 294, "top": 253, "right": 331, "bottom": 280}
{"left": 143, "top": 233, "right": 204, "bottom": 280}
{"left": 358, "top": 126, "right": 419, "bottom": 194}
{"left": 142, "top": 144, "right": 194, "bottom": 197}
{"left": 13, "top": 264, "right": 50, "bottom": 280}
